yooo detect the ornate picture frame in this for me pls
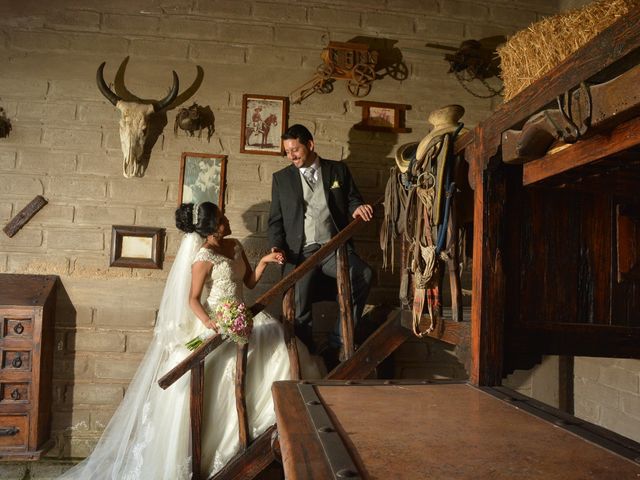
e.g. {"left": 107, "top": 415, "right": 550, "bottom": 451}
{"left": 110, "top": 225, "right": 165, "bottom": 269}
{"left": 240, "top": 94, "right": 289, "bottom": 155}
{"left": 354, "top": 100, "right": 412, "bottom": 133}
{"left": 178, "top": 152, "right": 227, "bottom": 208}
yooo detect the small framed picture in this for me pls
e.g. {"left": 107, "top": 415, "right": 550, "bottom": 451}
{"left": 240, "top": 94, "right": 289, "bottom": 155}
{"left": 110, "top": 225, "right": 165, "bottom": 269}
{"left": 354, "top": 100, "right": 412, "bottom": 133}
{"left": 178, "top": 152, "right": 227, "bottom": 208}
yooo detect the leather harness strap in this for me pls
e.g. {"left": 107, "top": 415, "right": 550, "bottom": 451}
{"left": 382, "top": 126, "right": 463, "bottom": 336}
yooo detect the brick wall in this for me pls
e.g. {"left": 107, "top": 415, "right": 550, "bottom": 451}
{"left": 574, "top": 357, "right": 640, "bottom": 443}
{"left": 0, "top": 0, "right": 563, "bottom": 464}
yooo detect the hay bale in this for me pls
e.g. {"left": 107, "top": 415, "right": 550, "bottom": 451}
{"left": 498, "top": 0, "right": 640, "bottom": 101}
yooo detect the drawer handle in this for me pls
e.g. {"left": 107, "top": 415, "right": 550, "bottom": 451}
{"left": 13, "top": 323, "right": 24, "bottom": 335}
{"left": 0, "top": 426, "right": 19, "bottom": 436}
{"left": 12, "top": 355, "right": 23, "bottom": 368}
{"left": 11, "top": 388, "right": 21, "bottom": 400}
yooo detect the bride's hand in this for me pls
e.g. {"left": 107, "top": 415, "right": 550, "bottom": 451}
{"left": 262, "top": 251, "right": 284, "bottom": 265}
{"left": 205, "top": 319, "right": 219, "bottom": 332}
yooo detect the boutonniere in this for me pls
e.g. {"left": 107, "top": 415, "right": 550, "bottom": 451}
{"left": 330, "top": 179, "right": 341, "bottom": 189}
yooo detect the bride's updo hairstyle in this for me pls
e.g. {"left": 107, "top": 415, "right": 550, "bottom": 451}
{"left": 175, "top": 202, "right": 220, "bottom": 237}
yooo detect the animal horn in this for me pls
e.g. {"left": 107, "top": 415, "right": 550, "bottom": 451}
{"left": 153, "top": 71, "right": 180, "bottom": 112}
{"left": 96, "top": 62, "right": 122, "bottom": 106}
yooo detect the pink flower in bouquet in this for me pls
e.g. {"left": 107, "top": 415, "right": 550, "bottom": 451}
{"left": 213, "top": 298, "right": 253, "bottom": 345}
{"left": 185, "top": 298, "right": 253, "bottom": 351}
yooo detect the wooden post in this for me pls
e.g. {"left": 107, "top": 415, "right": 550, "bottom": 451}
{"left": 282, "top": 287, "right": 301, "bottom": 380}
{"left": 235, "top": 343, "right": 249, "bottom": 450}
{"left": 190, "top": 360, "right": 205, "bottom": 480}
{"left": 446, "top": 203, "right": 463, "bottom": 322}
{"left": 469, "top": 134, "right": 507, "bottom": 387}
{"left": 336, "top": 245, "right": 355, "bottom": 361}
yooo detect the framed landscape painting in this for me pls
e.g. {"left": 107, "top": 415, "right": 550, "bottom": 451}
{"left": 240, "top": 94, "right": 288, "bottom": 155}
{"left": 178, "top": 152, "right": 227, "bottom": 208}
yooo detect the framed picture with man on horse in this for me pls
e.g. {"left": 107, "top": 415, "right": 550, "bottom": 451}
{"left": 240, "top": 93, "right": 289, "bottom": 155}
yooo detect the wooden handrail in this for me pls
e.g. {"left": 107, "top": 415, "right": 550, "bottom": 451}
{"left": 158, "top": 198, "right": 381, "bottom": 390}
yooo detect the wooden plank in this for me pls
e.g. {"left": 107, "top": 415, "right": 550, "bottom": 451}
{"left": 210, "top": 426, "right": 277, "bottom": 480}
{"left": 327, "top": 309, "right": 410, "bottom": 380}
{"left": 398, "top": 310, "right": 470, "bottom": 346}
{"left": 507, "top": 323, "right": 640, "bottom": 358}
{"left": 282, "top": 287, "right": 301, "bottom": 380}
{"left": 336, "top": 245, "right": 355, "bottom": 361}
{"left": 235, "top": 344, "right": 249, "bottom": 451}
{"left": 3, "top": 196, "right": 47, "bottom": 238}
{"left": 274, "top": 382, "right": 640, "bottom": 479}
{"left": 478, "top": 9, "right": 640, "bottom": 158}
{"left": 523, "top": 114, "right": 640, "bottom": 185}
{"left": 453, "top": 129, "right": 474, "bottom": 156}
{"left": 503, "top": 63, "right": 640, "bottom": 165}
{"left": 521, "top": 190, "right": 614, "bottom": 325}
{"left": 272, "top": 382, "right": 333, "bottom": 480}
{"left": 616, "top": 203, "right": 640, "bottom": 282}
{"left": 190, "top": 361, "right": 205, "bottom": 480}
{"left": 470, "top": 132, "right": 508, "bottom": 386}
{"left": 158, "top": 335, "right": 225, "bottom": 389}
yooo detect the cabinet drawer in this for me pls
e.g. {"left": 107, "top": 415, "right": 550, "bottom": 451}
{"left": 0, "top": 382, "right": 29, "bottom": 403}
{"left": 1, "top": 350, "right": 31, "bottom": 372}
{"left": 1, "top": 315, "right": 33, "bottom": 341}
{"left": 0, "top": 414, "right": 28, "bottom": 449}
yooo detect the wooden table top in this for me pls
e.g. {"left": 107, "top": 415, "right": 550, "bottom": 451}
{"left": 272, "top": 381, "right": 640, "bottom": 480}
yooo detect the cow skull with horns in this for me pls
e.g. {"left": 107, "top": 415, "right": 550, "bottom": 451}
{"left": 97, "top": 62, "right": 179, "bottom": 178}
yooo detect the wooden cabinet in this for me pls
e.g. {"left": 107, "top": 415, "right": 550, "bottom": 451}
{"left": 0, "top": 274, "right": 57, "bottom": 460}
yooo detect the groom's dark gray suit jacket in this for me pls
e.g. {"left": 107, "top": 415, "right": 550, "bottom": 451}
{"left": 268, "top": 158, "right": 364, "bottom": 268}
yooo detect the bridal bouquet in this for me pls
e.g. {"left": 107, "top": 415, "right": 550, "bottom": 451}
{"left": 185, "top": 298, "right": 253, "bottom": 351}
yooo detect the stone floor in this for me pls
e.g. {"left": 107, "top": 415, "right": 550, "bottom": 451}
{"left": 0, "top": 460, "right": 284, "bottom": 479}
{"left": 0, "top": 460, "right": 77, "bottom": 480}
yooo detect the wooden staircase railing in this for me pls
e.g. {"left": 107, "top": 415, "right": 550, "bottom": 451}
{"left": 157, "top": 209, "right": 374, "bottom": 480}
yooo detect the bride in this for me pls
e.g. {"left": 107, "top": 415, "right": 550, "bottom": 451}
{"left": 59, "top": 202, "right": 320, "bottom": 479}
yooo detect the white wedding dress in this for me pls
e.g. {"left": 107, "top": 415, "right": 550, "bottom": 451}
{"left": 58, "top": 233, "right": 320, "bottom": 480}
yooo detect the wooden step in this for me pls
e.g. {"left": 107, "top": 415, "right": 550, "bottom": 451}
{"left": 209, "top": 426, "right": 276, "bottom": 480}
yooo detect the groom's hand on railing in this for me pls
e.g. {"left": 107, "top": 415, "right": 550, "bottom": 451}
{"left": 353, "top": 204, "right": 373, "bottom": 222}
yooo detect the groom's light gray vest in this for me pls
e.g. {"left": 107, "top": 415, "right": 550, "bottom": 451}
{"left": 301, "top": 172, "right": 335, "bottom": 246}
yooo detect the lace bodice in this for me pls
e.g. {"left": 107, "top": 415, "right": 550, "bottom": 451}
{"left": 193, "top": 240, "right": 246, "bottom": 308}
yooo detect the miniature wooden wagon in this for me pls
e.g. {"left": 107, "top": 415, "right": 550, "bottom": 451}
{"left": 291, "top": 41, "right": 379, "bottom": 104}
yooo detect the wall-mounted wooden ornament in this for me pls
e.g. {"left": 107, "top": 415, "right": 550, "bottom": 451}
{"left": 3, "top": 196, "right": 48, "bottom": 238}
{"left": 354, "top": 100, "right": 411, "bottom": 133}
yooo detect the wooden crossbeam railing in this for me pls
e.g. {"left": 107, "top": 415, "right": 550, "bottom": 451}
{"left": 157, "top": 203, "right": 378, "bottom": 480}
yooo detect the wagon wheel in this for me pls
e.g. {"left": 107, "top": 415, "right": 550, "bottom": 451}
{"left": 352, "top": 63, "right": 376, "bottom": 84}
{"left": 316, "top": 63, "right": 334, "bottom": 80}
{"left": 347, "top": 80, "right": 372, "bottom": 97}
{"left": 347, "top": 63, "right": 375, "bottom": 97}
{"left": 317, "top": 79, "right": 334, "bottom": 94}
{"left": 386, "top": 62, "right": 409, "bottom": 81}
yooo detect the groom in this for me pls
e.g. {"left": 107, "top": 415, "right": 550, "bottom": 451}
{"left": 268, "top": 124, "right": 373, "bottom": 364}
